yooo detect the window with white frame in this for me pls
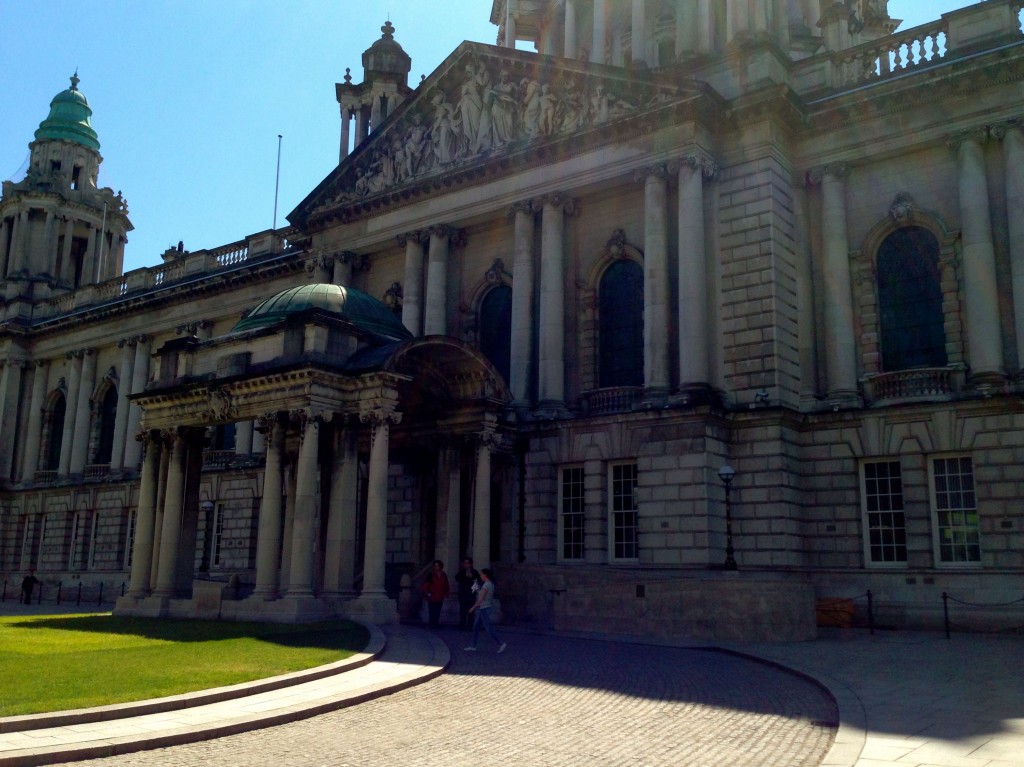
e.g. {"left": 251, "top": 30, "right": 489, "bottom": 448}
{"left": 931, "top": 455, "right": 980, "bottom": 564}
{"left": 559, "top": 466, "right": 585, "bottom": 561}
{"left": 609, "top": 462, "right": 638, "bottom": 561}
{"left": 861, "top": 461, "right": 907, "bottom": 565}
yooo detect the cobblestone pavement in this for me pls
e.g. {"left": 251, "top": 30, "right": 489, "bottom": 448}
{"left": 58, "top": 628, "right": 837, "bottom": 767}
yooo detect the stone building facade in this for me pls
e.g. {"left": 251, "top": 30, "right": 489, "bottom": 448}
{"left": 2, "top": 1, "right": 1024, "bottom": 638}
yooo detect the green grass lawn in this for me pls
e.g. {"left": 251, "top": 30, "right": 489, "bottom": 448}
{"left": 0, "top": 613, "right": 370, "bottom": 717}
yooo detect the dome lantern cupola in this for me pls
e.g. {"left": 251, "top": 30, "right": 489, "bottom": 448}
{"left": 34, "top": 72, "right": 100, "bottom": 152}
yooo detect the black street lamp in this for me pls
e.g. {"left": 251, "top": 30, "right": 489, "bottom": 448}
{"left": 717, "top": 465, "right": 737, "bottom": 570}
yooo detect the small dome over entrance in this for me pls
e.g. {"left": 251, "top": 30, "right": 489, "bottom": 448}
{"left": 233, "top": 283, "right": 412, "bottom": 342}
{"left": 34, "top": 73, "right": 100, "bottom": 151}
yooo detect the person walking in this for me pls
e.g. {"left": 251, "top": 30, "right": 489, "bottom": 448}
{"left": 421, "top": 560, "right": 450, "bottom": 628}
{"left": 465, "top": 568, "right": 507, "bottom": 653}
{"left": 454, "top": 557, "right": 480, "bottom": 629}
{"left": 20, "top": 571, "right": 39, "bottom": 605}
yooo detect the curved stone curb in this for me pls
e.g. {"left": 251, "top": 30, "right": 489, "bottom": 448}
{"left": 0, "top": 621, "right": 385, "bottom": 734}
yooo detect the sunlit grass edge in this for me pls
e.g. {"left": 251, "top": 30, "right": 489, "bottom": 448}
{"left": 0, "top": 613, "right": 370, "bottom": 717}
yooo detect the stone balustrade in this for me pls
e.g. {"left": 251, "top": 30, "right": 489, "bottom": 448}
{"left": 581, "top": 386, "right": 643, "bottom": 415}
{"left": 836, "top": 19, "right": 949, "bottom": 88}
{"left": 861, "top": 366, "right": 967, "bottom": 406}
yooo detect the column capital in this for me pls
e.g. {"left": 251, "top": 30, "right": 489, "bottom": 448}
{"left": 34, "top": 358, "right": 49, "bottom": 370}
{"left": 304, "top": 253, "right": 333, "bottom": 273}
{"left": 947, "top": 127, "right": 989, "bottom": 151}
{"left": 634, "top": 163, "right": 670, "bottom": 184}
{"left": 506, "top": 200, "right": 535, "bottom": 220}
{"left": 396, "top": 230, "right": 427, "bottom": 247}
{"left": 807, "top": 162, "right": 849, "bottom": 185}
{"left": 990, "top": 119, "right": 1024, "bottom": 141}
{"left": 135, "top": 334, "right": 152, "bottom": 346}
{"left": 669, "top": 151, "right": 718, "bottom": 179}
{"left": 533, "top": 192, "right": 578, "bottom": 216}
{"left": 289, "top": 406, "right": 334, "bottom": 426}
{"left": 358, "top": 404, "right": 403, "bottom": 427}
{"left": 117, "top": 336, "right": 139, "bottom": 349}
{"left": 428, "top": 224, "right": 466, "bottom": 246}
{"left": 255, "top": 411, "right": 283, "bottom": 435}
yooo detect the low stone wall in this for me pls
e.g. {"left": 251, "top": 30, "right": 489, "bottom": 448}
{"left": 497, "top": 565, "right": 816, "bottom": 642}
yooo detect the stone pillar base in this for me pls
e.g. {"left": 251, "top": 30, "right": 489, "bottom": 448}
{"left": 343, "top": 594, "right": 399, "bottom": 624}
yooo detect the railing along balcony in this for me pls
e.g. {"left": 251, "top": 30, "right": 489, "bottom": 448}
{"left": 581, "top": 386, "right": 643, "bottom": 415}
{"left": 202, "top": 450, "right": 236, "bottom": 470}
{"left": 83, "top": 464, "right": 111, "bottom": 482}
{"left": 834, "top": 19, "right": 948, "bottom": 88}
{"left": 32, "top": 470, "right": 59, "bottom": 486}
{"left": 861, "top": 366, "right": 966, "bottom": 405}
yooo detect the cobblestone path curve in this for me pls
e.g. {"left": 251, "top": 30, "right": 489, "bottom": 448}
{"left": 61, "top": 630, "right": 838, "bottom": 767}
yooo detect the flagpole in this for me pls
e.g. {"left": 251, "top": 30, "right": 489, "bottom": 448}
{"left": 273, "top": 134, "right": 282, "bottom": 231}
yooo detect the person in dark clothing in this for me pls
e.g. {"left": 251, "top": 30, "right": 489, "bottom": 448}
{"left": 21, "top": 571, "right": 39, "bottom": 605}
{"left": 421, "top": 560, "right": 450, "bottom": 628}
{"left": 454, "top": 557, "right": 480, "bottom": 629}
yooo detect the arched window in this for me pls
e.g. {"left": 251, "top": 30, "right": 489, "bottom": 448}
{"left": 46, "top": 394, "right": 66, "bottom": 471}
{"left": 599, "top": 259, "right": 643, "bottom": 387}
{"left": 877, "top": 226, "right": 946, "bottom": 371}
{"left": 479, "top": 285, "right": 512, "bottom": 384}
{"left": 95, "top": 386, "right": 119, "bottom": 465}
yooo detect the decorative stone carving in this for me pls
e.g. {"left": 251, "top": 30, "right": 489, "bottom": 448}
{"left": 889, "top": 193, "right": 915, "bottom": 224}
{"left": 205, "top": 387, "right": 235, "bottom": 423}
{"left": 321, "top": 56, "right": 679, "bottom": 209}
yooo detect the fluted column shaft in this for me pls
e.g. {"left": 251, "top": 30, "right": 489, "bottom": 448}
{"left": 21, "top": 360, "right": 49, "bottom": 481}
{"left": 58, "top": 352, "right": 83, "bottom": 476}
{"left": 677, "top": 156, "right": 711, "bottom": 387}
{"left": 641, "top": 168, "right": 670, "bottom": 395}
{"left": 400, "top": 233, "right": 426, "bottom": 335}
{"left": 592, "top": 0, "right": 607, "bottom": 63}
{"left": 956, "top": 131, "right": 1004, "bottom": 378}
{"left": 820, "top": 165, "right": 858, "bottom": 398}
{"left": 69, "top": 348, "right": 96, "bottom": 473}
{"left": 0, "top": 361, "right": 24, "bottom": 480}
{"left": 122, "top": 336, "right": 151, "bottom": 469}
{"left": 340, "top": 105, "right": 352, "bottom": 162}
{"left": 509, "top": 202, "right": 536, "bottom": 406}
{"left": 472, "top": 436, "right": 493, "bottom": 566}
{"left": 287, "top": 413, "right": 321, "bottom": 597}
{"left": 564, "top": 0, "right": 577, "bottom": 57}
{"left": 538, "top": 196, "right": 572, "bottom": 410}
{"left": 128, "top": 434, "right": 161, "bottom": 597}
{"left": 1001, "top": 124, "right": 1024, "bottom": 369}
{"left": 361, "top": 409, "right": 399, "bottom": 596}
{"left": 153, "top": 431, "right": 187, "bottom": 596}
{"left": 324, "top": 426, "right": 358, "bottom": 593}
{"left": 110, "top": 339, "right": 136, "bottom": 470}
{"left": 631, "top": 0, "right": 647, "bottom": 65}
{"left": 254, "top": 417, "right": 285, "bottom": 598}
{"left": 424, "top": 227, "right": 453, "bottom": 336}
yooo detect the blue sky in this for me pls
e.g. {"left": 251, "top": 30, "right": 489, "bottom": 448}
{"left": 1, "top": 1, "right": 975, "bottom": 273}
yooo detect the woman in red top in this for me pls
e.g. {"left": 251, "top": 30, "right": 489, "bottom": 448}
{"left": 422, "top": 560, "right": 450, "bottom": 628}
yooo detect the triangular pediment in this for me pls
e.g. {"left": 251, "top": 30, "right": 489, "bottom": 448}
{"left": 291, "top": 42, "right": 720, "bottom": 228}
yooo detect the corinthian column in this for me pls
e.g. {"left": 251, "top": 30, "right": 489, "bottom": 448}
{"left": 253, "top": 414, "right": 285, "bottom": 598}
{"left": 287, "top": 410, "right": 323, "bottom": 597}
{"left": 128, "top": 432, "right": 161, "bottom": 597}
{"left": 324, "top": 424, "right": 358, "bottom": 594}
{"left": 472, "top": 428, "right": 496, "bottom": 566}
{"left": 122, "top": 335, "right": 151, "bottom": 469}
{"left": 58, "top": 351, "right": 83, "bottom": 476}
{"left": 424, "top": 225, "right": 459, "bottom": 336}
{"left": 399, "top": 232, "right": 426, "bottom": 335}
{"left": 0, "top": 360, "right": 25, "bottom": 479}
{"left": 153, "top": 430, "right": 187, "bottom": 597}
{"left": 674, "top": 153, "right": 715, "bottom": 389}
{"left": 997, "top": 121, "right": 1024, "bottom": 370}
{"left": 359, "top": 406, "right": 401, "bottom": 597}
{"left": 631, "top": 0, "right": 647, "bottom": 66}
{"left": 953, "top": 129, "right": 1003, "bottom": 380}
{"left": 110, "top": 338, "right": 136, "bottom": 470}
{"left": 813, "top": 164, "right": 858, "bottom": 401}
{"left": 69, "top": 348, "right": 96, "bottom": 474}
{"left": 637, "top": 165, "right": 670, "bottom": 398}
{"left": 564, "top": 0, "right": 577, "bottom": 57}
{"left": 592, "top": 0, "right": 607, "bottom": 63}
{"left": 508, "top": 201, "right": 536, "bottom": 407}
{"left": 21, "top": 360, "right": 49, "bottom": 481}
{"left": 536, "top": 193, "right": 576, "bottom": 417}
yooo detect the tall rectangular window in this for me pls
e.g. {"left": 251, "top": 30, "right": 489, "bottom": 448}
{"left": 862, "top": 461, "right": 907, "bottom": 565}
{"left": 125, "top": 508, "right": 137, "bottom": 569}
{"left": 212, "top": 503, "right": 225, "bottom": 567}
{"left": 87, "top": 512, "right": 100, "bottom": 570}
{"left": 932, "top": 456, "right": 980, "bottom": 564}
{"left": 70, "top": 512, "right": 83, "bottom": 570}
{"left": 560, "top": 467, "right": 585, "bottom": 561}
{"left": 610, "top": 462, "right": 638, "bottom": 561}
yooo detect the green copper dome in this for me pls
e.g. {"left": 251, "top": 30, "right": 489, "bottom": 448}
{"left": 34, "top": 73, "right": 100, "bottom": 151}
{"left": 233, "top": 283, "right": 412, "bottom": 342}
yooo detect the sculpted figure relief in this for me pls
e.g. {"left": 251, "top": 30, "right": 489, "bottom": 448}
{"left": 325, "top": 58, "right": 666, "bottom": 209}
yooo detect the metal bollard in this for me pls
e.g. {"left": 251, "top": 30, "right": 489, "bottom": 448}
{"left": 867, "top": 590, "right": 874, "bottom": 635}
{"left": 77, "top": 582, "right": 83, "bottom": 606}
{"left": 97, "top": 582, "right": 104, "bottom": 606}
{"left": 57, "top": 582, "right": 63, "bottom": 605}
{"left": 942, "top": 591, "right": 950, "bottom": 639}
